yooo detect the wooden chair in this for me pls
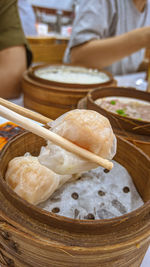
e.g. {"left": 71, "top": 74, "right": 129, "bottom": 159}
{"left": 27, "top": 36, "right": 69, "bottom": 64}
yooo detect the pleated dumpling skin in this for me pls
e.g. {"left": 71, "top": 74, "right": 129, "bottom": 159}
{"left": 39, "top": 109, "right": 116, "bottom": 175}
{"left": 49, "top": 109, "right": 116, "bottom": 159}
{"left": 5, "top": 156, "right": 60, "bottom": 205}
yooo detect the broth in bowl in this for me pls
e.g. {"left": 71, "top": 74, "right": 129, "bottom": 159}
{"left": 95, "top": 97, "right": 150, "bottom": 122}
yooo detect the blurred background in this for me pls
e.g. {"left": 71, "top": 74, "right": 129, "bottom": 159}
{"left": 26, "top": 0, "right": 80, "bottom": 37}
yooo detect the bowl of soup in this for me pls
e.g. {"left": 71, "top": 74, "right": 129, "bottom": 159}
{"left": 86, "top": 87, "right": 150, "bottom": 156}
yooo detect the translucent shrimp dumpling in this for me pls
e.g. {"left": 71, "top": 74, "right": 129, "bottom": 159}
{"left": 5, "top": 155, "right": 60, "bottom": 205}
{"left": 38, "top": 109, "right": 117, "bottom": 175}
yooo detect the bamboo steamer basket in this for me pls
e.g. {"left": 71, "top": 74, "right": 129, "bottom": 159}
{"left": 22, "top": 64, "right": 117, "bottom": 119}
{"left": 0, "top": 132, "right": 150, "bottom": 267}
{"left": 86, "top": 87, "right": 150, "bottom": 157}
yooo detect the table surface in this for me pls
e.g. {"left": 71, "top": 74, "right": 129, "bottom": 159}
{"left": 0, "top": 72, "right": 149, "bottom": 267}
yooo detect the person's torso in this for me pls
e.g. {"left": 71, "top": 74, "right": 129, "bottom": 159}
{"left": 106, "top": 0, "right": 150, "bottom": 75}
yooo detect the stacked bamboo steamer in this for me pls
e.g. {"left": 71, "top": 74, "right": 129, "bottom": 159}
{"left": 22, "top": 64, "right": 117, "bottom": 119}
{"left": 0, "top": 132, "right": 150, "bottom": 266}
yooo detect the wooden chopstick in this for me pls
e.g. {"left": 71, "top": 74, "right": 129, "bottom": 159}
{"left": 0, "top": 104, "right": 113, "bottom": 170}
{"left": 0, "top": 98, "right": 51, "bottom": 125}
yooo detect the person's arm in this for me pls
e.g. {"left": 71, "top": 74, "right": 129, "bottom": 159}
{"left": 0, "top": 46, "right": 27, "bottom": 99}
{"left": 0, "top": 0, "right": 32, "bottom": 99}
{"left": 71, "top": 26, "right": 150, "bottom": 70}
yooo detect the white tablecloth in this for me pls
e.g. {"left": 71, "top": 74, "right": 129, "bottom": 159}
{"left": 0, "top": 72, "right": 149, "bottom": 267}
{"left": 115, "top": 71, "right": 147, "bottom": 91}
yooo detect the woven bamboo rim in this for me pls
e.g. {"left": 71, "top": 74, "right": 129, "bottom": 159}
{"left": 0, "top": 132, "right": 150, "bottom": 266}
{"left": 23, "top": 70, "right": 95, "bottom": 94}
{"left": 87, "top": 87, "right": 150, "bottom": 136}
{"left": 0, "top": 132, "right": 150, "bottom": 227}
{"left": 28, "top": 64, "right": 114, "bottom": 89}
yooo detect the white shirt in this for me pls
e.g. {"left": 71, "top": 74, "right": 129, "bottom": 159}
{"left": 18, "top": 0, "right": 37, "bottom": 36}
{"left": 64, "top": 0, "right": 150, "bottom": 75}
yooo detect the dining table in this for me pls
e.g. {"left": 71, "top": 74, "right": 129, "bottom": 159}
{"left": 0, "top": 71, "right": 149, "bottom": 267}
